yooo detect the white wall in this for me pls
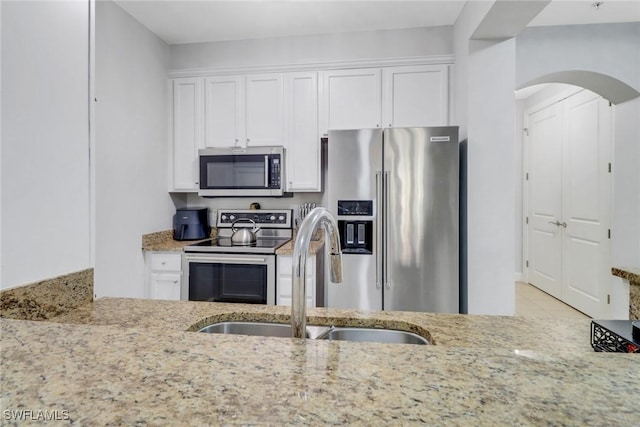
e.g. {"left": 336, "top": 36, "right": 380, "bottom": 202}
{"left": 170, "top": 26, "right": 453, "bottom": 71}
{"left": 612, "top": 98, "right": 640, "bottom": 267}
{"left": 94, "top": 1, "right": 174, "bottom": 298}
{"left": 610, "top": 97, "right": 640, "bottom": 318}
{"left": 516, "top": 23, "right": 640, "bottom": 92}
{"left": 454, "top": 1, "right": 516, "bottom": 315}
{"left": 1, "top": 1, "right": 91, "bottom": 289}
{"left": 514, "top": 99, "right": 524, "bottom": 279}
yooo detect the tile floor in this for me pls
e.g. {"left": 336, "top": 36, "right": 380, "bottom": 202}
{"left": 515, "top": 281, "right": 590, "bottom": 319}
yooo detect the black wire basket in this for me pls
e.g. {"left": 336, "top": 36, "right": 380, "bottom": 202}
{"left": 591, "top": 320, "right": 640, "bottom": 353}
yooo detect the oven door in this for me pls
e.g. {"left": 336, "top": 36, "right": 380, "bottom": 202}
{"left": 182, "top": 253, "right": 275, "bottom": 305}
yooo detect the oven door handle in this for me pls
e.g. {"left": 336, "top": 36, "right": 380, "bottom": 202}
{"left": 185, "top": 255, "right": 268, "bottom": 264}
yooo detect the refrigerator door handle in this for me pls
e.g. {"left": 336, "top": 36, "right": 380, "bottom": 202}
{"left": 384, "top": 171, "right": 391, "bottom": 290}
{"left": 375, "top": 171, "right": 383, "bottom": 290}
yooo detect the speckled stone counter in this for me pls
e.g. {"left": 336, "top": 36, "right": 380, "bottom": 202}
{"left": 276, "top": 228, "right": 325, "bottom": 255}
{"left": 48, "top": 298, "right": 593, "bottom": 352}
{"left": 0, "top": 269, "right": 93, "bottom": 321}
{"left": 275, "top": 239, "right": 325, "bottom": 255}
{"left": 141, "top": 229, "right": 217, "bottom": 251}
{"left": 612, "top": 267, "right": 640, "bottom": 320}
{"left": 2, "top": 299, "right": 638, "bottom": 425}
{"left": 143, "top": 228, "right": 323, "bottom": 255}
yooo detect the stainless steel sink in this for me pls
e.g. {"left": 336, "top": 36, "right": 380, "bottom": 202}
{"left": 198, "top": 321, "right": 430, "bottom": 345}
{"left": 318, "top": 327, "right": 430, "bottom": 345}
{"left": 198, "top": 321, "right": 329, "bottom": 339}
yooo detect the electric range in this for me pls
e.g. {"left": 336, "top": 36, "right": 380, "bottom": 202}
{"left": 182, "top": 209, "right": 293, "bottom": 304}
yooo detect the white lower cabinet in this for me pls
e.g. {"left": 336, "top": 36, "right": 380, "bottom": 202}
{"left": 277, "top": 251, "right": 324, "bottom": 307}
{"left": 145, "top": 252, "right": 182, "bottom": 301}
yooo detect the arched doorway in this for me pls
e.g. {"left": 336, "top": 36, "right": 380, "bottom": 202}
{"left": 515, "top": 72, "right": 639, "bottom": 319}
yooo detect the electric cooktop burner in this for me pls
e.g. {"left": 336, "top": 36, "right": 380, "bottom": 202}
{"left": 184, "top": 208, "right": 293, "bottom": 254}
{"left": 184, "top": 237, "right": 290, "bottom": 254}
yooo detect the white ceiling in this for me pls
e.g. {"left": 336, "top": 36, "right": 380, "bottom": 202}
{"left": 113, "top": 0, "right": 640, "bottom": 45}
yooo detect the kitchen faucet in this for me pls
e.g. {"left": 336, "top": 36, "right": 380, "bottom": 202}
{"left": 291, "top": 207, "right": 343, "bottom": 338}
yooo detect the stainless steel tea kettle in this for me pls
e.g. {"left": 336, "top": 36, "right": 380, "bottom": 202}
{"left": 230, "top": 218, "right": 261, "bottom": 245}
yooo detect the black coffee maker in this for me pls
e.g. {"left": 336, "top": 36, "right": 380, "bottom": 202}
{"left": 173, "top": 208, "right": 210, "bottom": 241}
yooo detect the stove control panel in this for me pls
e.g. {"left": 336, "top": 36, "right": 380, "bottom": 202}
{"left": 217, "top": 209, "right": 292, "bottom": 228}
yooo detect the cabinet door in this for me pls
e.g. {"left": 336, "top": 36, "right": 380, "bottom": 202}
{"left": 382, "top": 65, "right": 449, "bottom": 128}
{"left": 205, "top": 76, "right": 243, "bottom": 148}
{"left": 277, "top": 255, "right": 315, "bottom": 307}
{"left": 321, "top": 68, "right": 382, "bottom": 133}
{"left": 244, "top": 73, "right": 283, "bottom": 146}
{"left": 284, "top": 72, "right": 320, "bottom": 192}
{"left": 150, "top": 272, "right": 182, "bottom": 301}
{"left": 172, "top": 78, "right": 203, "bottom": 191}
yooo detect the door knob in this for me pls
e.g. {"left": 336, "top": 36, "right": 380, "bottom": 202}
{"left": 547, "top": 220, "right": 567, "bottom": 228}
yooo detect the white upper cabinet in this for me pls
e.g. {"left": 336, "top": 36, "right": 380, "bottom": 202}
{"left": 320, "top": 68, "right": 382, "bottom": 133}
{"left": 204, "top": 76, "right": 243, "bottom": 148}
{"left": 245, "top": 73, "right": 284, "bottom": 146}
{"left": 283, "top": 72, "right": 321, "bottom": 192}
{"left": 204, "top": 73, "right": 283, "bottom": 148}
{"left": 170, "top": 63, "right": 451, "bottom": 193}
{"left": 171, "top": 77, "right": 203, "bottom": 191}
{"left": 382, "top": 65, "right": 449, "bottom": 127}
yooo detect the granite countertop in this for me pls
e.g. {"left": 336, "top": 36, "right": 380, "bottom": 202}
{"left": 143, "top": 229, "right": 324, "bottom": 255}
{"left": 612, "top": 266, "right": 640, "bottom": 284}
{"left": 2, "top": 298, "right": 639, "bottom": 425}
{"left": 275, "top": 239, "right": 324, "bottom": 255}
{"left": 141, "top": 230, "right": 217, "bottom": 251}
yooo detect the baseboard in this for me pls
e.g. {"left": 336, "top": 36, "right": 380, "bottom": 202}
{"left": 514, "top": 272, "right": 524, "bottom": 282}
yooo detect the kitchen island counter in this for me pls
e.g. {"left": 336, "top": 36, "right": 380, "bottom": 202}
{"left": 2, "top": 299, "right": 638, "bottom": 425}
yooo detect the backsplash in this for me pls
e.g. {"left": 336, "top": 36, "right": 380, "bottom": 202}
{"left": 183, "top": 192, "right": 325, "bottom": 229}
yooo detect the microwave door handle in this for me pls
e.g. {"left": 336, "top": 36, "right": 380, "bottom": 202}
{"left": 264, "top": 156, "right": 269, "bottom": 188}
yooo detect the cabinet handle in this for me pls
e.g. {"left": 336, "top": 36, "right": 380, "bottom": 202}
{"left": 389, "top": 124, "right": 392, "bottom": 128}
{"left": 246, "top": 138, "right": 250, "bottom": 142}
{"left": 161, "top": 261, "right": 166, "bottom": 265}
{"left": 376, "top": 124, "right": 379, "bottom": 128}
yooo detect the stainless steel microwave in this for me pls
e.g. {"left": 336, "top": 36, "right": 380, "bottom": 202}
{"left": 198, "top": 146, "right": 285, "bottom": 197}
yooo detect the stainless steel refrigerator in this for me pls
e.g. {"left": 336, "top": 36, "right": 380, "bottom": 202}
{"left": 327, "top": 127, "right": 459, "bottom": 313}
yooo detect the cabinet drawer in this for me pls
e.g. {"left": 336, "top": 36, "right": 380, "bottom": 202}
{"left": 149, "top": 253, "right": 182, "bottom": 271}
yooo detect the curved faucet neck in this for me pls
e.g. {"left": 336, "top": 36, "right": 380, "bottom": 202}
{"left": 291, "top": 207, "right": 342, "bottom": 338}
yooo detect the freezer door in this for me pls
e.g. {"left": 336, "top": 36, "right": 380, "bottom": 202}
{"left": 383, "top": 127, "right": 459, "bottom": 313}
{"left": 327, "top": 128, "right": 383, "bottom": 310}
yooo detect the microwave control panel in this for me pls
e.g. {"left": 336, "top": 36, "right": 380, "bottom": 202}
{"left": 269, "top": 156, "right": 281, "bottom": 189}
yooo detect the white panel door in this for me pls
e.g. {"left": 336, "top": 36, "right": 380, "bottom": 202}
{"left": 204, "top": 76, "right": 243, "bottom": 148}
{"left": 321, "top": 68, "right": 382, "bottom": 132}
{"left": 172, "top": 78, "right": 203, "bottom": 191}
{"left": 245, "top": 73, "right": 283, "bottom": 146}
{"left": 527, "top": 103, "right": 563, "bottom": 298}
{"left": 382, "top": 65, "right": 449, "bottom": 127}
{"left": 561, "top": 91, "right": 612, "bottom": 318}
{"left": 283, "top": 72, "right": 320, "bottom": 192}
